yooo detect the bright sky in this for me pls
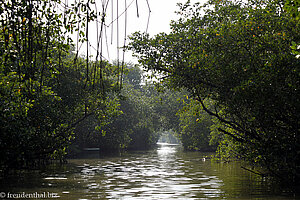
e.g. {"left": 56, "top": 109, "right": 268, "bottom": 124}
{"left": 75, "top": 0, "right": 204, "bottom": 63}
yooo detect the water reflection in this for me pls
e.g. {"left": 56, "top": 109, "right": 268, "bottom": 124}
{"left": 0, "top": 143, "right": 298, "bottom": 199}
{"left": 69, "top": 143, "right": 224, "bottom": 199}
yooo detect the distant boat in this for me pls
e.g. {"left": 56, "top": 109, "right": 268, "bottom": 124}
{"left": 83, "top": 148, "right": 100, "bottom": 151}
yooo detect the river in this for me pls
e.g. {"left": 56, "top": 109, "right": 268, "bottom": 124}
{"left": 0, "top": 143, "right": 299, "bottom": 199}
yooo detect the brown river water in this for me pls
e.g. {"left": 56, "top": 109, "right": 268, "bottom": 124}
{"left": 0, "top": 143, "right": 299, "bottom": 199}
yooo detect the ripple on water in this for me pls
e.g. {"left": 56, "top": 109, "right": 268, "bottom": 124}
{"left": 6, "top": 143, "right": 293, "bottom": 200}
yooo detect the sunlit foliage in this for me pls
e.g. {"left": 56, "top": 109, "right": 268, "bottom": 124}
{"left": 0, "top": 0, "right": 121, "bottom": 168}
{"left": 128, "top": 0, "right": 300, "bottom": 183}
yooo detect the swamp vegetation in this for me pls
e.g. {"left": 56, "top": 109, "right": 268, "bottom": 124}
{"left": 0, "top": 0, "right": 299, "bottom": 188}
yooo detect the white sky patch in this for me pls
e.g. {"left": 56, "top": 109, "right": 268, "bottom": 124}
{"left": 71, "top": 0, "right": 204, "bottom": 63}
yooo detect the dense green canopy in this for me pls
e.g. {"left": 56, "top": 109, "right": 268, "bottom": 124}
{"left": 127, "top": 0, "right": 300, "bottom": 183}
{"left": 0, "top": 0, "right": 121, "bottom": 168}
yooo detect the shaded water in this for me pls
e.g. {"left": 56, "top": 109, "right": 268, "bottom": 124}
{"left": 0, "top": 143, "right": 299, "bottom": 199}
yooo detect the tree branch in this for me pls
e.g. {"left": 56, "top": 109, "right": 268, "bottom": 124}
{"left": 218, "top": 128, "right": 245, "bottom": 143}
{"left": 241, "top": 166, "right": 266, "bottom": 177}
